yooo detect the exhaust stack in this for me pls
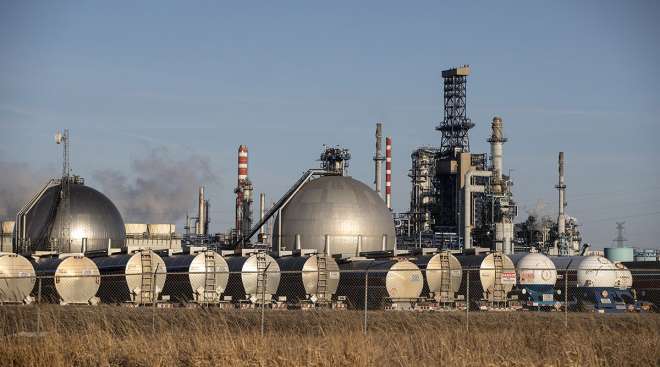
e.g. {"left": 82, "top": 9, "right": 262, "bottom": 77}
{"left": 385, "top": 136, "right": 392, "bottom": 209}
{"left": 235, "top": 145, "right": 253, "bottom": 243}
{"left": 556, "top": 152, "right": 566, "bottom": 236}
{"left": 197, "top": 186, "right": 206, "bottom": 236}
{"left": 374, "top": 123, "right": 384, "bottom": 197}
{"left": 488, "top": 116, "right": 507, "bottom": 191}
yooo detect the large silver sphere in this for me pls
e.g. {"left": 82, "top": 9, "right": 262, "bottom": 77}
{"left": 24, "top": 183, "right": 125, "bottom": 253}
{"left": 272, "top": 176, "right": 396, "bottom": 256}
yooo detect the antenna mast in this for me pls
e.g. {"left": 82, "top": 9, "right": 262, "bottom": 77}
{"left": 55, "top": 129, "right": 71, "bottom": 252}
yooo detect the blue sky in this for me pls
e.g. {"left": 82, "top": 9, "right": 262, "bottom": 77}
{"left": 1, "top": 1, "right": 659, "bottom": 248}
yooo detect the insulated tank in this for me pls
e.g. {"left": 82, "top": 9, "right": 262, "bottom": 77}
{"left": 415, "top": 252, "right": 462, "bottom": 301}
{"left": 225, "top": 253, "right": 281, "bottom": 304}
{"left": 0, "top": 253, "right": 35, "bottom": 303}
{"left": 92, "top": 250, "right": 167, "bottom": 304}
{"left": 35, "top": 255, "right": 100, "bottom": 304}
{"left": 479, "top": 252, "right": 516, "bottom": 301}
{"left": 276, "top": 254, "right": 340, "bottom": 305}
{"left": 576, "top": 256, "right": 617, "bottom": 288}
{"left": 162, "top": 250, "right": 229, "bottom": 304}
{"left": 517, "top": 253, "right": 557, "bottom": 286}
{"left": 337, "top": 258, "right": 423, "bottom": 309}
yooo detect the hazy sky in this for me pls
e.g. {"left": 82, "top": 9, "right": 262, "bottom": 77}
{"left": 1, "top": 1, "right": 659, "bottom": 248}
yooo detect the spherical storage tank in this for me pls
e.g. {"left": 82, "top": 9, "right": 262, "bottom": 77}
{"left": 0, "top": 253, "right": 35, "bottom": 303}
{"left": 272, "top": 176, "right": 396, "bottom": 257}
{"left": 35, "top": 255, "right": 101, "bottom": 304}
{"left": 576, "top": 256, "right": 617, "bottom": 288}
{"left": 23, "top": 182, "right": 125, "bottom": 253}
{"left": 517, "top": 253, "right": 557, "bottom": 286}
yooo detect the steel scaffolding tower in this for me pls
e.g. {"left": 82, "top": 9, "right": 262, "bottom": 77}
{"left": 436, "top": 66, "right": 474, "bottom": 156}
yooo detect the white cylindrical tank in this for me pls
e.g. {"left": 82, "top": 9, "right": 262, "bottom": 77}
{"left": 576, "top": 256, "right": 617, "bottom": 288}
{"left": 36, "top": 255, "right": 101, "bottom": 304}
{"left": 613, "top": 262, "right": 633, "bottom": 289}
{"left": 162, "top": 251, "right": 229, "bottom": 303}
{"left": 386, "top": 260, "right": 424, "bottom": 299}
{"left": 517, "top": 252, "right": 557, "bottom": 286}
{"left": 426, "top": 252, "right": 463, "bottom": 295}
{"left": 0, "top": 253, "right": 35, "bottom": 303}
{"left": 239, "top": 253, "right": 281, "bottom": 302}
{"left": 93, "top": 250, "right": 167, "bottom": 304}
{"left": 479, "top": 253, "right": 516, "bottom": 298}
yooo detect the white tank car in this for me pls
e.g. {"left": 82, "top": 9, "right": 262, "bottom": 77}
{"left": 0, "top": 253, "right": 35, "bottom": 303}
{"left": 162, "top": 250, "right": 229, "bottom": 304}
{"left": 36, "top": 255, "right": 101, "bottom": 305}
{"left": 479, "top": 252, "right": 516, "bottom": 301}
{"left": 426, "top": 252, "right": 462, "bottom": 299}
{"left": 517, "top": 252, "right": 557, "bottom": 286}
{"left": 93, "top": 250, "right": 167, "bottom": 304}
{"left": 386, "top": 260, "right": 424, "bottom": 299}
{"left": 577, "top": 256, "right": 617, "bottom": 288}
{"left": 240, "top": 253, "right": 281, "bottom": 303}
{"left": 277, "top": 254, "right": 340, "bottom": 304}
{"left": 613, "top": 262, "right": 633, "bottom": 289}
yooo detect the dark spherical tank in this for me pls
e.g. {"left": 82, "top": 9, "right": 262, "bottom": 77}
{"left": 272, "top": 176, "right": 396, "bottom": 257}
{"left": 24, "top": 183, "right": 125, "bottom": 253}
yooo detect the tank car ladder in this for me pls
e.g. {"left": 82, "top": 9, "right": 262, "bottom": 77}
{"left": 492, "top": 253, "right": 506, "bottom": 303}
{"left": 203, "top": 251, "right": 217, "bottom": 303}
{"left": 255, "top": 252, "right": 268, "bottom": 304}
{"left": 316, "top": 255, "right": 328, "bottom": 303}
{"left": 140, "top": 251, "right": 154, "bottom": 304}
{"left": 438, "top": 252, "right": 452, "bottom": 303}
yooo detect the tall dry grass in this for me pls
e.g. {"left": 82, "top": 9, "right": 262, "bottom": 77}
{"left": 0, "top": 305, "right": 658, "bottom": 367}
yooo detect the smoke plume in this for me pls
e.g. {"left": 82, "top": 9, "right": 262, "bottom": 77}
{"left": 0, "top": 160, "right": 49, "bottom": 220}
{"left": 93, "top": 147, "right": 218, "bottom": 224}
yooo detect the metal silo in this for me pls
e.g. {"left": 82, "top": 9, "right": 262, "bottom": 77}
{"left": 162, "top": 250, "right": 229, "bottom": 305}
{"left": 34, "top": 254, "right": 101, "bottom": 305}
{"left": 0, "top": 253, "right": 35, "bottom": 304}
{"left": 92, "top": 250, "right": 166, "bottom": 304}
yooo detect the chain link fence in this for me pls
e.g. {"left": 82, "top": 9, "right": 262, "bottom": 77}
{"left": 1, "top": 267, "right": 658, "bottom": 336}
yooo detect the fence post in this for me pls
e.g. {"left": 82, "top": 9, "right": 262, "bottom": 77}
{"left": 363, "top": 269, "right": 368, "bottom": 335}
{"left": 466, "top": 269, "right": 469, "bottom": 333}
{"left": 36, "top": 277, "right": 42, "bottom": 335}
{"left": 564, "top": 268, "right": 568, "bottom": 328}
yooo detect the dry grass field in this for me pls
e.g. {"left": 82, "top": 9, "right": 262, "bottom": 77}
{"left": 0, "top": 306, "right": 658, "bottom": 367}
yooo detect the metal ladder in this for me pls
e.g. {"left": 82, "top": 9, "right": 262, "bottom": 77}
{"left": 140, "top": 251, "right": 154, "bottom": 304}
{"left": 203, "top": 251, "right": 217, "bottom": 303}
{"left": 316, "top": 255, "right": 328, "bottom": 302}
{"left": 492, "top": 252, "right": 506, "bottom": 302}
{"left": 255, "top": 252, "right": 268, "bottom": 303}
{"left": 439, "top": 251, "right": 451, "bottom": 302}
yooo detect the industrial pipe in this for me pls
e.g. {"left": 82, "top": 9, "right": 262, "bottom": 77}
{"left": 463, "top": 168, "right": 492, "bottom": 249}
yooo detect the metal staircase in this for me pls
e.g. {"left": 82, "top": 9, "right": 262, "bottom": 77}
{"left": 140, "top": 251, "right": 154, "bottom": 304}
{"left": 255, "top": 252, "right": 268, "bottom": 303}
{"left": 316, "top": 255, "right": 328, "bottom": 302}
{"left": 439, "top": 251, "right": 451, "bottom": 302}
{"left": 492, "top": 252, "right": 506, "bottom": 302}
{"left": 203, "top": 251, "right": 217, "bottom": 303}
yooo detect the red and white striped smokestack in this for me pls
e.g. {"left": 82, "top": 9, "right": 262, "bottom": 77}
{"left": 385, "top": 136, "right": 392, "bottom": 209}
{"left": 238, "top": 145, "right": 248, "bottom": 184}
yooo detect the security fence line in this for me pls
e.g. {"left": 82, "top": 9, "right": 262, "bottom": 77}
{"left": 1, "top": 268, "right": 659, "bottom": 336}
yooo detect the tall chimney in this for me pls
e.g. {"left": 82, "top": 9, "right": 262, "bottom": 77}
{"left": 556, "top": 152, "right": 566, "bottom": 236}
{"left": 374, "top": 123, "right": 383, "bottom": 197}
{"left": 259, "top": 193, "right": 265, "bottom": 238}
{"left": 197, "top": 186, "right": 206, "bottom": 235}
{"left": 385, "top": 136, "right": 392, "bottom": 209}
{"left": 488, "top": 116, "right": 506, "bottom": 184}
{"left": 236, "top": 145, "right": 249, "bottom": 233}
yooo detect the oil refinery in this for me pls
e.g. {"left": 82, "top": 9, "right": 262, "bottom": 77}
{"left": 0, "top": 66, "right": 658, "bottom": 314}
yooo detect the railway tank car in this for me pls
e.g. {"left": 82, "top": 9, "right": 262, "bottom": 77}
{"left": 414, "top": 251, "right": 464, "bottom": 309}
{"left": 92, "top": 250, "right": 167, "bottom": 304}
{"left": 162, "top": 250, "right": 229, "bottom": 305}
{"left": 34, "top": 254, "right": 100, "bottom": 305}
{"left": 0, "top": 253, "right": 35, "bottom": 304}
{"left": 276, "top": 253, "right": 342, "bottom": 309}
{"left": 515, "top": 252, "right": 560, "bottom": 309}
{"left": 225, "top": 252, "right": 281, "bottom": 308}
{"left": 456, "top": 252, "right": 519, "bottom": 310}
{"left": 337, "top": 258, "right": 423, "bottom": 310}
